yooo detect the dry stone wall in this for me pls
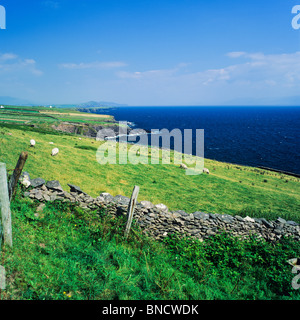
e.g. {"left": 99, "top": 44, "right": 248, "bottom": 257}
{"left": 22, "top": 174, "right": 300, "bottom": 243}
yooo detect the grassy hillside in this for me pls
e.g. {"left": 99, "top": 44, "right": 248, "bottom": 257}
{"left": 1, "top": 193, "right": 299, "bottom": 300}
{"left": 0, "top": 105, "right": 114, "bottom": 127}
{"left": 0, "top": 111, "right": 299, "bottom": 301}
{"left": 0, "top": 123, "right": 299, "bottom": 223}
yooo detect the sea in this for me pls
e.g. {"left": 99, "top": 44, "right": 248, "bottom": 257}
{"left": 93, "top": 106, "right": 300, "bottom": 175}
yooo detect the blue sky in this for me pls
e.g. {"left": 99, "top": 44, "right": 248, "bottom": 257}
{"left": 0, "top": 0, "right": 300, "bottom": 105}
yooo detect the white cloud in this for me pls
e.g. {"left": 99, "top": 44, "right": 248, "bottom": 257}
{"left": 227, "top": 51, "right": 246, "bottom": 58}
{"left": 117, "top": 63, "right": 188, "bottom": 79}
{"left": 194, "top": 51, "right": 300, "bottom": 87}
{"left": 112, "top": 51, "right": 300, "bottom": 105}
{"left": 60, "top": 61, "right": 127, "bottom": 70}
{"left": 0, "top": 53, "right": 43, "bottom": 76}
{"left": 0, "top": 53, "right": 18, "bottom": 61}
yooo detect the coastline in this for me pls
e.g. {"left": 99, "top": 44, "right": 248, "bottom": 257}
{"left": 78, "top": 107, "right": 300, "bottom": 178}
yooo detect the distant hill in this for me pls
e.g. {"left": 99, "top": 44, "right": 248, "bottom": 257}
{"left": 55, "top": 101, "right": 127, "bottom": 109}
{"left": 79, "top": 101, "right": 127, "bottom": 108}
{"left": 0, "top": 97, "right": 127, "bottom": 108}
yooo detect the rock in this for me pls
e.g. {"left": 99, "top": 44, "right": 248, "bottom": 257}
{"left": 100, "top": 193, "right": 114, "bottom": 202}
{"left": 35, "top": 190, "right": 43, "bottom": 201}
{"left": 20, "top": 175, "right": 31, "bottom": 188}
{"left": 287, "top": 258, "right": 300, "bottom": 269}
{"left": 23, "top": 191, "right": 30, "bottom": 198}
{"left": 46, "top": 180, "right": 64, "bottom": 191}
{"left": 207, "top": 229, "right": 216, "bottom": 236}
{"left": 140, "top": 201, "right": 154, "bottom": 209}
{"left": 193, "top": 212, "right": 210, "bottom": 220}
{"left": 95, "top": 195, "right": 105, "bottom": 203}
{"left": 220, "top": 215, "right": 234, "bottom": 224}
{"left": 174, "top": 218, "right": 185, "bottom": 226}
{"left": 276, "top": 217, "right": 287, "bottom": 224}
{"left": 254, "top": 218, "right": 262, "bottom": 224}
{"left": 235, "top": 215, "right": 244, "bottom": 222}
{"left": 30, "top": 178, "right": 46, "bottom": 188}
{"left": 36, "top": 203, "right": 46, "bottom": 213}
{"left": 175, "top": 210, "right": 189, "bottom": 217}
{"left": 259, "top": 218, "right": 273, "bottom": 229}
{"left": 50, "top": 194, "right": 57, "bottom": 201}
{"left": 20, "top": 171, "right": 30, "bottom": 181}
{"left": 43, "top": 194, "right": 51, "bottom": 202}
{"left": 155, "top": 203, "right": 168, "bottom": 212}
{"left": 68, "top": 184, "right": 84, "bottom": 194}
{"left": 113, "top": 195, "right": 130, "bottom": 206}
{"left": 274, "top": 229, "right": 283, "bottom": 235}
{"left": 84, "top": 196, "right": 95, "bottom": 203}
{"left": 286, "top": 220, "right": 299, "bottom": 227}
{"left": 244, "top": 216, "right": 255, "bottom": 223}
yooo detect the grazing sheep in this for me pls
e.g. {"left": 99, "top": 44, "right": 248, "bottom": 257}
{"left": 51, "top": 148, "right": 59, "bottom": 156}
{"left": 30, "top": 139, "right": 36, "bottom": 147}
{"left": 180, "top": 164, "right": 188, "bottom": 170}
{"left": 203, "top": 168, "right": 210, "bottom": 174}
{"left": 49, "top": 142, "right": 54, "bottom": 145}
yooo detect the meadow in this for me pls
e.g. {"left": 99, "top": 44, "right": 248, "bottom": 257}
{"left": 0, "top": 105, "right": 114, "bottom": 126}
{"left": 0, "top": 123, "right": 299, "bottom": 223}
{"left": 1, "top": 194, "right": 299, "bottom": 300}
{"left": 0, "top": 106, "right": 299, "bottom": 300}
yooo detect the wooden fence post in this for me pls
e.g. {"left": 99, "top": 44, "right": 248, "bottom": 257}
{"left": 0, "top": 163, "right": 13, "bottom": 248}
{"left": 124, "top": 186, "right": 139, "bottom": 239}
{"left": 8, "top": 151, "right": 28, "bottom": 200}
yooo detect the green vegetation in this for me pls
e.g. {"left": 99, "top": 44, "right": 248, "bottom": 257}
{"left": 0, "top": 106, "right": 299, "bottom": 300}
{"left": 1, "top": 192, "right": 299, "bottom": 300}
{"left": 0, "top": 105, "right": 114, "bottom": 128}
{"left": 0, "top": 124, "right": 299, "bottom": 223}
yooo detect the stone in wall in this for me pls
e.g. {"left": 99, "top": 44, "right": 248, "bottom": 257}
{"left": 22, "top": 176, "right": 300, "bottom": 243}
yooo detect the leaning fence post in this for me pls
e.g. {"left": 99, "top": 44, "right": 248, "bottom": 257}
{"left": 124, "top": 186, "right": 139, "bottom": 239}
{"left": 8, "top": 151, "right": 28, "bottom": 200}
{"left": 0, "top": 163, "right": 13, "bottom": 248}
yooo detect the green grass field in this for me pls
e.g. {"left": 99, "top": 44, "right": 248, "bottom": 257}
{"left": 1, "top": 195, "right": 299, "bottom": 300}
{"left": 0, "top": 108, "right": 300, "bottom": 301}
{"left": 0, "top": 105, "right": 114, "bottom": 126}
{"left": 0, "top": 123, "right": 299, "bottom": 223}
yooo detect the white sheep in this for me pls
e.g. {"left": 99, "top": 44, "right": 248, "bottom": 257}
{"left": 180, "top": 164, "right": 188, "bottom": 170}
{"left": 203, "top": 168, "right": 210, "bottom": 174}
{"left": 30, "top": 139, "right": 36, "bottom": 147}
{"left": 51, "top": 148, "right": 59, "bottom": 156}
